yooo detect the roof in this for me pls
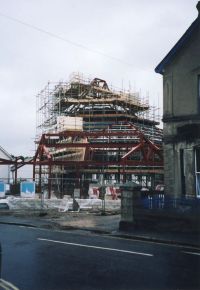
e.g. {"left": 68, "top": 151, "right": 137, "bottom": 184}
{"left": 0, "top": 145, "right": 12, "bottom": 160}
{"left": 155, "top": 8, "right": 200, "bottom": 74}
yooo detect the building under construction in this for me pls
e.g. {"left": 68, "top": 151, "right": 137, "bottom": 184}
{"left": 34, "top": 73, "right": 163, "bottom": 198}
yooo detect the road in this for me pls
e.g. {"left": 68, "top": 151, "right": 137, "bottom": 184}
{"left": 0, "top": 223, "right": 200, "bottom": 290}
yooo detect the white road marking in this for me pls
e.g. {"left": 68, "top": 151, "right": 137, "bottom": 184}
{"left": 38, "top": 238, "right": 153, "bottom": 257}
{"left": 182, "top": 251, "right": 200, "bottom": 256}
{"left": 19, "top": 225, "right": 36, "bottom": 229}
{"left": 15, "top": 226, "right": 200, "bottom": 252}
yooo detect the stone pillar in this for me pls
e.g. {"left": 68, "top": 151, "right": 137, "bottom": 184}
{"left": 119, "top": 187, "right": 141, "bottom": 230}
{"left": 185, "top": 147, "right": 195, "bottom": 197}
{"left": 163, "top": 143, "right": 176, "bottom": 197}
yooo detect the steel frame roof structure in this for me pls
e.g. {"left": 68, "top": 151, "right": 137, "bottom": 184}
{"left": 0, "top": 74, "right": 164, "bottom": 198}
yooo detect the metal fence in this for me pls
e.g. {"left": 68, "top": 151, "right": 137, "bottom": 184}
{"left": 141, "top": 194, "right": 200, "bottom": 211}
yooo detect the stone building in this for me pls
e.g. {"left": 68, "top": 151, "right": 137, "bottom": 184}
{"left": 155, "top": 2, "right": 200, "bottom": 198}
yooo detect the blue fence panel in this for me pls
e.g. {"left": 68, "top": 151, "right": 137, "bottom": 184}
{"left": 140, "top": 195, "right": 200, "bottom": 210}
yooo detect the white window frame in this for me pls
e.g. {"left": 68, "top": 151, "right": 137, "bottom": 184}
{"left": 195, "top": 148, "right": 200, "bottom": 198}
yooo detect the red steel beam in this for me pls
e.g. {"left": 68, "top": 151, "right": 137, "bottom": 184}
{"left": 42, "top": 145, "right": 52, "bottom": 160}
{"left": 0, "top": 158, "right": 15, "bottom": 165}
{"left": 43, "top": 142, "right": 151, "bottom": 149}
{"left": 121, "top": 143, "right": 144, "bottom": 160}
{"left": 44, "top": 131, "right": 142, "bottom": 138}
{"left": 32, "top": 160, "right": 163, "bottom": 167}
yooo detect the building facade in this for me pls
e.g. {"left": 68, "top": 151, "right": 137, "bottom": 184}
{"left": 155, "top": 2, "right": 200, "bottom": 198}
{"left": 0, "top": 145, "right": 12, "bottom": 182}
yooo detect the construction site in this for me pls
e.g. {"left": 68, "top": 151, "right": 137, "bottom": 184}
{"left": 31, "top": 73, "right": 163, "bottom": 199}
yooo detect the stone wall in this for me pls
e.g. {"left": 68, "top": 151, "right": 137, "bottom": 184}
{"left": 163, "top": 140, "right": 198, "bottom": 197}
{"left": 161, "top": 23, "right": 200, "bottom": 197}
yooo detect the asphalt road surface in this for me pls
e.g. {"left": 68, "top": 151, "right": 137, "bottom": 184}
{"left": 0, "top": 224, "right": 200, "bottom": 290}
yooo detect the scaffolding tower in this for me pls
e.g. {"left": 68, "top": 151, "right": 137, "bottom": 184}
{"left": 34, "top": 73, "right": 163, "bottom": 198}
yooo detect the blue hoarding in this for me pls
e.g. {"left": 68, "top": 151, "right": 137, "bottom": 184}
{"left": 20, "top": 182, "right": 35, "bottom": 198}
{"left": 0, "top": 182, "right": 5, "bottom": 197}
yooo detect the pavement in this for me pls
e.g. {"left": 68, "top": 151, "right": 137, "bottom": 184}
{"left": 0, "top": 209, "right": 200, "bottom": 248}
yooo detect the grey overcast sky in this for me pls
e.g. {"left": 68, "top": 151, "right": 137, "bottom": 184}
{"left": 0, "top": 0, "right": 198, "bottom": 156}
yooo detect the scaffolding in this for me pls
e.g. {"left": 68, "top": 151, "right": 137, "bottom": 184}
{"left": 34, "top": 73, "right": 163, "bottom": 198}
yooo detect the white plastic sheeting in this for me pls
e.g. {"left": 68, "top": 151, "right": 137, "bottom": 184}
{"left": 5, "top": 196, "right": 121, "bottom": 211}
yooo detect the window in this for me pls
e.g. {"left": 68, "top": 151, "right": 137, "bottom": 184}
{"left": 195, "top": 148, "right": 200, "bottom": 197}
{"left": 196, "top": 147, "right": 200, "bottom": 171}
{"left": 164, "top": 77, "right": 173, "bottom": 116}
{"left": 180, "top": 149, "right": 185, "bottom": 196}
{"left": 198, "top": 75, "right": 200, "bottom": 113}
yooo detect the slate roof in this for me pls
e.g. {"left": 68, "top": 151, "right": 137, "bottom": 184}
{"left": 155, "top": 5, "right": 200, "bottom": 74}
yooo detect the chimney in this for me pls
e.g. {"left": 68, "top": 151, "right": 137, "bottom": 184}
{"left": 197, "top": 1, "right": 200, "bottom": 15}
